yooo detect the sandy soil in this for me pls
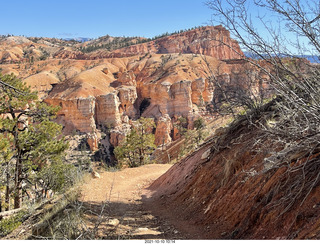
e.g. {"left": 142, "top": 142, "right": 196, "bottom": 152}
{"left": 79, "top": 164, "right": 187, "bottom": 240}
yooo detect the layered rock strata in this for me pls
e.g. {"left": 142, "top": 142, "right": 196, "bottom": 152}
{"left": 41, "top": 53, "right": 260, "bottom": 153}
{"left": 1, "top": 26, "right": 257, "bottom": 155}
{"left": 50, "top": 26, "right": 244, "bottom": 61}
{"left": 108, "top": 25, "right": 243, "bottom": 60}
{"left": 95, "top": 92, "right": 122, "bottom": 128}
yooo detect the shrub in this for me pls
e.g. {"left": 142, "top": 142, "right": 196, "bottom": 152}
{"left": 114, "top": 117, "right": 156, "bottom": 167}
{"left": 0, "top": 210, "right": 27, "bottom": 237}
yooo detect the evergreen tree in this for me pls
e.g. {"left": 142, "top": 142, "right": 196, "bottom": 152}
{"left": 174, "top": 116, "right": 188, "bottom": 137}
{"left": 194, "top": 117, "right": 207, "bottom": 145}
{"left": 0, "top": 73, "right": 68, "bottom": 209}
{"left": 114, "top": 117, "right": 156, "bottom": 168}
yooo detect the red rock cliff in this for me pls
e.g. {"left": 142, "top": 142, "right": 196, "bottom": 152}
{"left": 109, "top": 26, "right": 243, "bottom": 60}
{"left": 52, "top": 26, "right": 244, "bottom": 61}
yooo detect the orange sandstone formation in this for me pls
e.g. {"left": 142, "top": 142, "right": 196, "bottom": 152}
{"left": 0, "top": 26, "right": 251, "bottom": 153}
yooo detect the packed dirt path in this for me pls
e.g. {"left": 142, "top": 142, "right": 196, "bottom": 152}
{"left": 80, "top": 164, "right": 186, "bottom": 240}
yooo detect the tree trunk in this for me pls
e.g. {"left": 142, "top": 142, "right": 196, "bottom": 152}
{"left": 139, "top": 147, "right": 144, "bottom": 166}
{"left": 14, "top": 186, "right": 21, "bottom": 209}
{"left": 5, "top": 185, "right": 10, "bottom": 211}
{"left": 14, "top": 187, "right": 21, "bottom": 209}
{"left": 5, "top": 162, "right": 10, "bottom": 211}
{"left": 14, "top": 155, "right": 22, "bottom": 209}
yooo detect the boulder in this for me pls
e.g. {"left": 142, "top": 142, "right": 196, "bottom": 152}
{"left": 91, "top": 171, "right": 101, "bottom": 179}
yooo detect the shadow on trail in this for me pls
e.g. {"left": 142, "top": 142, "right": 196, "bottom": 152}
{"left": 79, "top": 201, "right": 175, "bottom": 240}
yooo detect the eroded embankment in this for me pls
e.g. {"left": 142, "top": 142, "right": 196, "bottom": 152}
{"left": 144, "top": 104, "right": 320, "bottom": 239}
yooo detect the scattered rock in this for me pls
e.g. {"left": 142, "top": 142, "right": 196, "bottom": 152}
{"left": 91, "top": 171, "right": 101, "bottom": 179}
{"left": 106, "top": 218, "right": 120, "bottom": 227}
{"left": 123, "top": 217, "right": 136, "bottom": 222}
{"left": 142, "top": 214, "right": 155, "bottom": 221}
{"left": 132, "top": 227, "right": 162, "bottom": 236}
{"left": 201, "top": 149, "right": 211, "bottom": 160}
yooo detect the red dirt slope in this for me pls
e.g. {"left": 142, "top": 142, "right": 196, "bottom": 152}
{"left": 144, "top": 104, "right": 320, "bottom": 239}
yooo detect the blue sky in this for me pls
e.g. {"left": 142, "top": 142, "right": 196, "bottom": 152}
{"left": 0, "top": 0, "right": 213, "bottom": 39}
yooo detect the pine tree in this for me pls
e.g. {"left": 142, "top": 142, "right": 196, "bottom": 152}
{"left": 174, "top": 116, "right": 187, "bottom": 137}
{"left": 114, "top": 117, "right": 156, "bottom": 168}
{"left": 0, "top": 73, "right": 68, "bottom": 209}
{"left": 194, "top": 117, "right": 207, "bottom": 145}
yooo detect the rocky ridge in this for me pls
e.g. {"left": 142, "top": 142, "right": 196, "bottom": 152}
{"left": 0, "top": 26, "right": 243, "bottom": 64}
{"left": 90, "top": 25, "right": 243, "bottom": 60}
{"left": 0, "top": 26, "right": 255, "bottom": 162}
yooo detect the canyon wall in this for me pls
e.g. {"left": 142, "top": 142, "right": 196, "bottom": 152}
{"left": 1, "top": 26, "right": 254, "bottom": 156}
{"left": 44, "top": 60, "right": 219, "bottom": 151}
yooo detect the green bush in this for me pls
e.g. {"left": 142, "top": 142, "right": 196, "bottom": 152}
{"left": 37, "top": 162, "right": 78, "bottom": 194}
{"left": 114, "top": 117, "right": 156, "bottom": 168}
{"left": 0, "top": 211, "right": 27, "bottom": 237}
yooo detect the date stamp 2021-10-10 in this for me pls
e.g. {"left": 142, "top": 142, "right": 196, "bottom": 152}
{"left": 145, "top": 240, "right": 176, "bottom": 244}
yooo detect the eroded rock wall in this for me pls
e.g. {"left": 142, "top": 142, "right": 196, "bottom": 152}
{"left": 95, "top": 92, "right": 122, "bottom": 128}
{"left": 46, "top": 75, "right": 214, "bottom": 151}
{"left": 45, "top": 97, "right": 96, "bottom": 134}
{"left": 154, "top": 114, "right": 173, "bottom": 146}
{"left": 117, "top": 86, "right": 138, "bottom": 118}
{"left": 169, "top": 81, "right": 193, "bottom": 117}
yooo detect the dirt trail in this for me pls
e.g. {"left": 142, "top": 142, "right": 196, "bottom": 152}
{"left": 80, "top": 164, "right": 186, "bottom": 240}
